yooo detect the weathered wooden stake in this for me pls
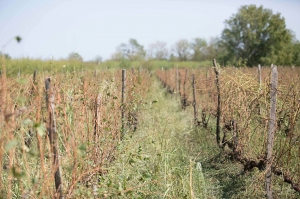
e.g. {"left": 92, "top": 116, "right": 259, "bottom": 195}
{"left": 121, "top": 69, "right": 126, "bottom": 136}
{"left": 94, "top": 93, "right": 102, "bottom": 139}
{"left": 206, "top": 69, "right": 212, "bottom": 98}
{"left": 258, "top": 65, "right": 262, "bottom": 115}
{"left": 213, "top": 59, "right": 221, "bottom": 146}
{"left": 45, "top": 78, "right": 63, "bottom": 198}
{"left": 192, "top": 74, "right": 198, "bottom": 125}
{"left": 258, "top": 64, "right": 262, "bottom": 88}
{"left": 232, "top": 120, "right": 239, "bottom": 153}
{"left": 182, "top": 69, "right": 188, "bottom": 110}
{"left": 30, "top": 70, "right": 37, "bottom": 95}
{"left": 176, "top": 68, "right": 179, "bottom": 94}
{"left": 25, "top": 70, "right": 38, "bottom": 147}
{"left": 178, "top": 71, "right": 181, "bottom": 97}
{"left": 265, "top": 65, "right": 278, "bottom": 199}
{"left": 164, "top": 68, "right": 167, "bottom": 88}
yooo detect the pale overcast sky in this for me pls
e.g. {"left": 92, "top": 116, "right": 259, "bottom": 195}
{"left": 0, "top": 0, "right": 300, "bottom": 61}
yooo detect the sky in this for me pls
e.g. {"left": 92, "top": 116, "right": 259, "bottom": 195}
{"left": 0, "top": 0, "right": 300, "bottom": 61}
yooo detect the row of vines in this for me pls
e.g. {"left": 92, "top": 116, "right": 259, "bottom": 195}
{"left": 157, "top": 63, "right": 300, "bottom": 197}
{"left": 0, "top": 63, "right": 151, "bottom": 198}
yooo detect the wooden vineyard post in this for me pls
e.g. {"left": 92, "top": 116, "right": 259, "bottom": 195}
{"left": 258, "top": 64, "right": 262, "bottom": 88}
{"left": 213, "top": 59, "right": 221, "bottom": 146}
{"left": 258, "top": 65, "right": 262, "bottom": 115}
{"left": 33, "top": 70, "right": 37, "bottom": 83}
{"left": 178, "top": 71, "right": 181, "bottom": 97}
{"left": 25, "top": 70, "right": 38, "bottom": 147}
{"left": 265, "top": 65, "right": 278, "bottom": 199}
{"left": 45, "top": 78, "right": 63, "bottom": 198}
{"left": 31, "top": 70, "right": 37, "bottom": 95}
{"left": 93, "top": 93, "right": 102, "bottom": 165}
{"left": 121, "top": 69, "right": 126, "bottom": 136}
{"left": 94, "top": 93, "right": 102, "bottom": 139}
{"left": 232, "top": 120, "right": 239, "bottom": 153}
{"left": 192, "top": 74, "right": 198, "bottom": 126}
{"left": 176, "top": 68, "right": 179, "bottom": 94}
{"left": 182, "top": 69, "right": 188, "bottom": 110}
{"left": 164, "top": 68, "right": 169, "bottom": 92}
{"left": 164, "top": 68, "right": 167, "bottom": 88}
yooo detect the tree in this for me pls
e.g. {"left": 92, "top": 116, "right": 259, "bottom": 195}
{"left": 190, "top": 38, "right": 207, "bottom": 61}
{"left": 110, "top": 50, "right": 124, "bottom": 61}
{"left": 221, "top": 5, "right": 293, "bottom": 66}
{"left": 173, "top": 39, "right": 190, "bottom": 61}
{"left": 68, "top": 52, "right": 83, "bottom": 61}
{"left": 0, "top": 52, "right": 11, "bottom": 60}
{"left": 206, "top": 37, "right": 229, "bottom": 63}
{"left": 292, "top": 40, "right": 300, "bottom": 66}
{"left": 169, "top": 53, "right": 177, "bottom": 61}
{"left": 94, "top": 55, "right": 103, "bottom": 64}
{"left": 147, "top": 41, "right": 169, "bottom": 60}
{"left": 118, "top": 38, "right": 145, "bottom": 61}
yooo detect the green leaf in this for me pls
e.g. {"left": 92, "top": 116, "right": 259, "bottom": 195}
{"left": 129, "top": 158, "right": 135, "bottom": 165}
{"left": 78, "top": 144, "right": 87, "bottom": 156}
{"left": 142, "top": 172, "right": 151, "bottom": 179}
{"left": 5, "top": 140, "right": 18, "bottom": 152}
{"left": 138, "top": 146, "right": 142, "bottom": 153}
{"left": 151, "top": 100, "right": 158, "bottom": 104}
{"left": 16, "top": 78, "right": 28, "bottom": 84}
{"left": 15, "top": 36, "right": 22, "bottom": 43}
{"left": 22, "top": 118, "right": 32, "bottom": 126}
{"left": 28, "top": 149, "right": 38, "bottom": 157}
{"left": 118, "top": 182, "right": 124, "bottom": 192}
{"left": 79, "top": 144, "right": 86, "bottom": 152}
{"left": 11, "top": 166, "right": 25, "bottom": 178}
{"left": 31, "top": 177, "right": 38, "bottom": 184}
{"left": 35, "top": 123, "right": 46, "bottom": 136}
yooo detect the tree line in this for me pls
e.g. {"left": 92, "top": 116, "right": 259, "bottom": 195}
{"left": 109, "top": 5, "right": 300, "bottom": 67}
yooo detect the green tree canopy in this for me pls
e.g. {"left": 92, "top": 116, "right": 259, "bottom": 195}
{"left": 118, "top": 38, "right": 145, "bottom": 61}
{"left": 0, "top": 52, "right": 11, "bottom": 60}
{"left": 221, "top": 5, "right": 294, "bottom": 66}
{"left": 190, "top": 38, "right": 207, "bottom": 61}
{"left": 147, "top": 41, "right": 169, "bottom": 60}
{"left": 292, "top": 41, "right": 300, "bottom": 66}
{"left": 173, "top": 39, "right": 190, "bottom": 61}
{"left": 68, "top": 52, "right": 83, "bottom": 61}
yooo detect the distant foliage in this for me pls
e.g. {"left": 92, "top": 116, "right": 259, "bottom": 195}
{"left": 118, "top": 38, "right": 146, "bottom": 61}
{"left": 0, "top": 52, "right": 11, "bottom": 60}
{"left": 292, "top": 41, "right": 300, "bottom": 66}
{"left": 68, "top": 52, "right": 83, "bottom": 61}
{"left": 221, "top": 5, "right": 295, "bottom": 66}
{"left": 147, "top": 41, "right": 169, "bottom": 60}
{"left": 172, "top": 39, "right": 190, "bottom": 61}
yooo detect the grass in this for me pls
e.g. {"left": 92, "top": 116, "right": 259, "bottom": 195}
{"left": 95, "top": 78, "right": 207, "bottom": 198}
{"left": 2, "top": 59, "right": 212, "bottom": 77}
{"left": 0, "top": 62, "right": 150, "bottom": 198}
{"left": 156, "top": 66, "right": 300, "bottom": 198}
{"left": 1, "top": 57, "right": 299, "bottom": 198}
{"left": 95, "top": 75, "right": 299, "bottom": 198}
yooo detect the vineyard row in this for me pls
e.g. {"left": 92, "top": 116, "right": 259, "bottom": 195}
{"left": 156, "top": 61, "right": 300, "bottom": 196}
